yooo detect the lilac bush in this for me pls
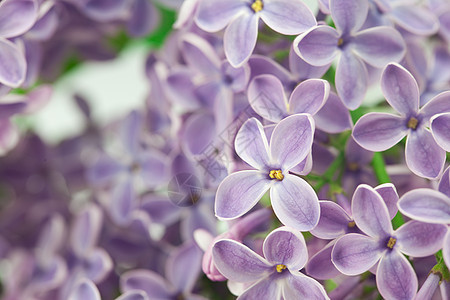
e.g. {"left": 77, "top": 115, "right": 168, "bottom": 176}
{"left": 0, "top": 0, "right": 449, "bottom": 300}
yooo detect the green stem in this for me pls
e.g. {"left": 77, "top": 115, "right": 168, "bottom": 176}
{"left": 313, "top": 152, "right": 345, "bottom": 192}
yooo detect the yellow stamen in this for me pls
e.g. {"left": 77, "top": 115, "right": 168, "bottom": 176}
{"left": 269, "top": 170, "right": 284, "bottom": 181}
{"left": 348, "top": 221, "right": 356, "bottom": 228}
{"left": 251, "top": 0, "right": 263, "bottom": 12}
{"left": 337, "top": 38, "right": 344, "bottom": 46}
{"left": 407, "top": 117, "right": 418, "bottom": 130}
{"left": 387, "top": 237, "right": 396, "bottom": 249}
{"left": 276, "top": 264, "right": 287, "bottom": 273}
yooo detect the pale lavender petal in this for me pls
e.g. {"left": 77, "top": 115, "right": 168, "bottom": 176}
{"left": 352, "top": 113, "right": 407, "bottom": 152}
{"left": 195, "top": 0, "right": 244, "bottom": 32}
{"left": 0, "top": 0, "right": 38, "bottom": 38}
{"left": 110, "top": 180, "right": 136, "bottom": 225}
{"left": 120, "top": 270, "right": 171, "bottom": 298}
{"left": 127, "top": 0, "right": 158, "bottom": 37}
{"left": 260, "top": 0, "right": 316, "bottom": 35}
{"left": 224, "top": 12, "right": 259, "bottom": 67}
{"left": 21, "top": 84, "right": 52, "bottom": 114}
{"left": 314, "top": 92, "right": 353, "bottom": 133}
{"left": 270, "top": 114, "right": 314, "bottom": 171}
{"left": 174, "top": 0, "right": 198, "bottom": 28}
{"left": 0, "top": 38, "right": 27, "bottom": 88}
{"left": 247, "top": 75, "right": 288, "bottom": 123}
{"left": 27, "top": 4, "right": 58, "bottom": 40}
{"left": 332, "top": 233, "right": 383, "bottom": 275}
{"left": 352, "top": 184, "right": 393, "bottom": 238}
{"left": 293, "top": 25, "right": 339, "bottom": 66}
{"left": 443, "top": 231, "right": 450, "bottom": 268}
{"left": 289, "top": 79, "right": 330, "bottom": 115}
{"left": 391, "top": 5, "right": 439, "bottom": 35}
{"left": 215, "top": 170, "right": 271, "bottom": 220}
{"left": 166, "top": 242, "right": 202, "bottom": 293}
{"left": 270, "top": 174, "right": 320, "bottom": 231}
{"left": 376, "top": 250, "right": 418, "bottom": 300}
{"left": 289, "top": 46, "right": 331, "bottom": 80}
{"left": 335, "top": 50, "right": 368, "bottom": 110}
{"left": 310, "top": 201, "right": 353, "bottom": 239}
{"left": 235, "top": 117, "right": 270, "bottom": 169}
{"left": 395, "top": 221, "right": 447, "bottom": 257}
{"left": 431, "top": 113, "right": 450, "bottom": 151}
{"left": 405, "top": 128, "right": 445, "bottom": 179}
{"left": 283, "top": 272, "right": 329, "bottom": 299}
{"left": 181, "top": 33, "right": 220, "bottom": 75}
{"left": 84, "top": 0, "right": 129, "bottom": 22}
{"left": 330, "top": 0, "right": 369, "bottom": 34}
{"left": 182, "top": 113, "right": 216, "bottom": 156}
{"left": 415, "top": 273, "right": 441, "bottom": 300}
{"left": 420, "top": 91, "right": 450, "bottom": 121}
{"left": 84, "top": 248, "right": 113, "bottom": 283}
{"left": 381, "top": 63, "right": 419, "bottom": 116}
{"left": 374, "top": 183, "right": 399, "bottom": 220}
{"left": 398, "top": 189, "right": 450, "bottom": 224}
{"left": 116, "top": 291, "right": 149, "bottom": 300}
{"left": 121, "top": 110, "right": 141, "bottom": 157}
{"left": 220, "top": 61, "right": 249, "bottom": 92}
{"left": 263, "top": 227, "right": 307, "bottom": 270}
{"left": 68, "top": 279, "right": 100, "bottom": 300}
{"left": 238, "top": 276, "right": 280, "bottom": 300}
{"left": 138, "top": 150, "right": 169, "bottom": 187}
{"left": 306, "top": 241, "right": 341, "bottom": 280}
{"left": 212, "top": 239, "right": 273, "bottom": 282}
{"left": 71, "top": 204, "right": 103, "bottom": 255}
{"left": 0, "top": 119, "right": 19, "bottom": 155}
{"left": 439, "top": 167, "right": 450, "bottom": 198}
{"left": 345, "top": 136, "right": 373, "bottom": 165}
{"left": 248, "top": 55, "right": 292, "bottom": 85}
{"left": 353, "top": 27, "right": 405, "bottom": 67}
{"left": 88, "top": 155, "right": 124, "bottom": 184}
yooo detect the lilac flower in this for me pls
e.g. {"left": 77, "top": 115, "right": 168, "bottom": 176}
{"left": 397, "top": 166, "right": 450, "bottom": 268}
{"left": 69, "top": 278, "right": 149, "bottom": 300}
{"left": 353, "top": 63, "right": 450, "bottom": 179}
{"left": 213, "top": 226, "right": 329, "bottom": 299}
{"left": 294, "top": 0, "right": 406, "bottom": 109}
{"left": 431, "top": 112, "right": 450, "bottom": 152}
{"left": 195, "top": 0, "right": 317, "bottom": 67}
{"left": 215, "top": 114, "right": 320, "bottom": 231}
{"left": 0, "top": 0, "right": 38, "bottom": 88}
{"left": 332, "top": 184, "right": 448, "bottom": 300}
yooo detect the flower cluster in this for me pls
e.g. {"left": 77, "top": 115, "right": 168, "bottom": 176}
{"left": 0, "top": 0, "right": 449, "bottom": 299}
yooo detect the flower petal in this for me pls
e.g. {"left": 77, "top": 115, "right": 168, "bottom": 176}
{"left": 68, "top": 279, "right": 100, "bottom": 300}
{"left": 335, "top": 50, "right": 368, "bottom": 110}
{"left": 419, "top": 91, "right": 450, "bottom": 121}
{"left": 381, "top": 63, "right": 419, "bottom": 116}
{"left": 116, "top": 291, "right": 149, "bottom": 300}
{"left": 390, "top": 5, "right": 439, "bottom": 36}
{"left": 352, "top": 184, "right": 393, "bottom": 238}
{"left": 238, "top": 275, "right": 280, "bottom": 299}
{"left": 293, "top": 25, "right": 339, "bottom": 66}
{"left": 181, "top": 33, "right": 221, "bottom": 75}
{"left": 398, "top": 188, "right": 450, "bottom": 224}
{"left": 306, "top": 241, "right": 341, "bottom": 280}
{"left": 439, "top": 167, "right": 450, "bottom": 198}
{"left": 215, "top": 170, "right": 271, "bottom": 220}
{"left": 352, "top": 27, "right": 405, "bottom": 67}
{"left": 374, "top": 183, "right": 399, "bottom": 220}
{"left": 332, "top": 233, "right": 383, "bottom": 276}
{"left": 195, "top": 0, "right": 244, "bottom": 32}
{"left": 329, "top": 0, "right": 369, "bottom": 34}
{"left": 270, "top": 174, "right": 320, "bottom": 231}
{"left": 260, "top": 0, "right": 316, "bottom": 35}
{"left": 166, "top": 242, "right": 202, "bottom": 293}
{"left": 283, "top": 272, "right": 329, "bottom": 299}
{"left": 443, "top": 231, "right": 450, "bottom": 268}
{"left": 110, "top": 180, "right": 136, "bottom": 225}
{"left": 0, "top": 0, "right": 38, "bottom": 38}
{"left": 431, "top": 113, "right": 450, "bottom": 151}
{"left": 310, "top": 201, "right": 353, "bottom": 240}
{"left": 289, "top": 79, "right": 330, "bottom": 115}
{"left": 247, "top": 74, "right": 288, "bottom": 123}
{"left": 71, "top": 204, "right": 103, "bottom": 255}
{"left": 212, "top": 239, "right": 273, "bottom": 282}
{"left": 263, "top": 227, "right": 308, "bottom": 270}
{"left": 126, "top": 0, "right": 158, "bottom": 37}
{"left": 395, "top": 221, "right": 447, "bottom": 257}
{"left": 0, "top": 38, "right": 26, "bottom": 88}
{"left": 120, "top": 270, "right": 171, "bottom": 298}
{"left": 314, "top": 92, "right": 353, "bottom": 133}
{"left": 235, "top": 118, "right": 271, "bottom": 169}
{"left": 405, "top": 128, "right": 446, "bottom": 179}
{"left": 352, "top": 112, "right": 407, "bottom": 152}
{"left": 83, "top": 248, "right": 113, "bottom": 283}
{"left": 270, "top": 113, "right": 314, "bottom": 171}
{"left": 224, "top": 12, "right": 259, "bottom": 67}
{"left": 376, "top": 250, "right": 418, "bottom": 300}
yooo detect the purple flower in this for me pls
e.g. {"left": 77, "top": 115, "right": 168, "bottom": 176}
{"left": 195, "top": 0, "right": 317, "bottom": 67}
{"left": 430, "top": 112, "right": 450, "bottom": 152}
{"left": 212, "top": 226, "right": 329, "bottom": 299}
{"left": 353, "top": 63, "right": 450, "bottom": 179}
{"left": 332, "top": 184, "right": 447, "bottom": 300}
{"left": 215, "top": 114, "right": 320, "bottom": 231}
{"left": 69, "top": 278, "right": 149, "bottom": 300}
{"left": 293, "top": 0, "right": 406, "bottom": 109}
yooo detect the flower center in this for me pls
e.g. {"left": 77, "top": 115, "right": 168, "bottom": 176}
{"left": 407, "top": 117, "right": 418, "bottom": 130}
{"left": 337, "top": 38, "right": 344, "bottom": 46}
{"left": 348, "top": 221, "right": 356, "bottom": 228}
{"left": 276, "top": 264, "right": 287, "bottom": 273}
{"left": 386, "top": 237, "right": 396, "bottom": 249}
{"left": 251, "top": 0, "right": 263, "bottom": 12}
{"left": 269, "top": 170, "right": 284, "bottom": 181}
{"left": 347, "top": 162, "right": 359, "bottom": 171}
